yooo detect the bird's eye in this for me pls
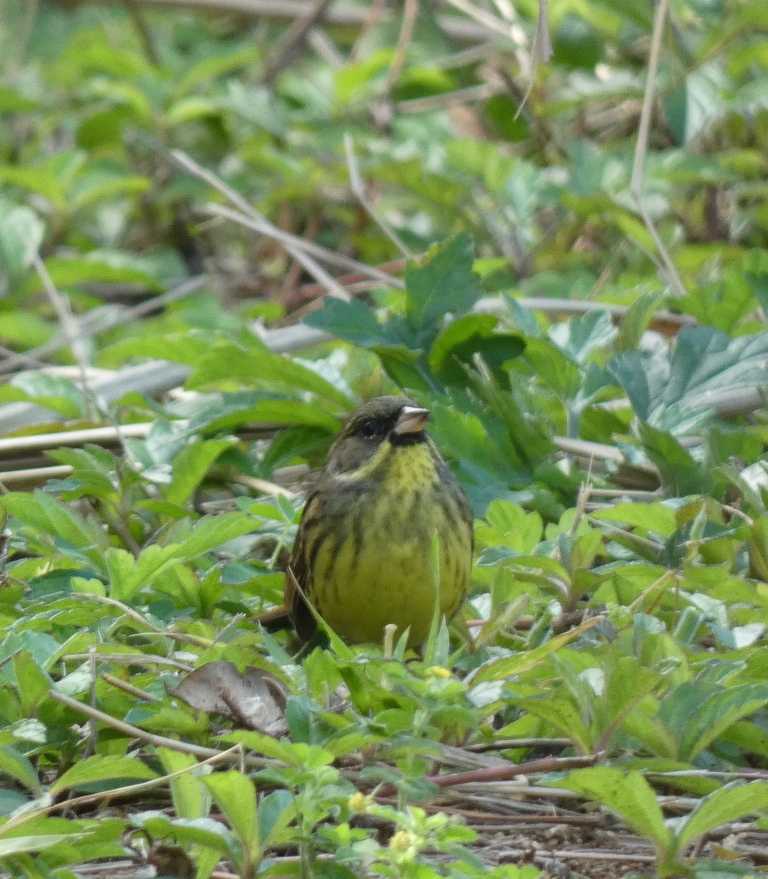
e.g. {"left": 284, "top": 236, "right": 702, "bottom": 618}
{"left": 359, "top": 420, "right": 380, "bottom": 439}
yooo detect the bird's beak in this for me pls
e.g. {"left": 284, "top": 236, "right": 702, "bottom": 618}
{"left": 394, "top": 405, "right": 430, "bottom": 435}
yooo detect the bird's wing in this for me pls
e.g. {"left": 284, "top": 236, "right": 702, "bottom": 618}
{"left": 285, "top": 491, "right": 322, "bottom": 642}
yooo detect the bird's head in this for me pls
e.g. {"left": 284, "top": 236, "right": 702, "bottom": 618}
{"left": 326, "top": 396, "right": 430, "bottom": 476}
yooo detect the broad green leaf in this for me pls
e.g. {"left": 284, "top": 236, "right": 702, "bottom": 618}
{"left": 518, "top": 695, "right": 593, "bottom": 753}
{"left": 405, "top": 233, "right": 483, "bottom": 330}
{"left": 470, "top": 618, "right": 601, "bottom": 683}
{"left": 592, "top": 502, "right": 677, "bottom": 537}
{"left": 609, "top": 326, "right": 768, "bottom": 433}
{"left": 50, "top": 755, "right": 157, "bottom": 794}
{"left": 167, "top": 438, "right": 236, "bottom": 505}
{"left": 638, "top": 422, "right": 710, "bottom": 496}
{"left": 674, "top": 781, "right": 768, "bottom": 853}
{"left": 156, "top": 748, "right": 210, "bottom": 820}
{"left": 203, "top": 771, "right": 259, "bottom": 854}
{"left": 188, "top": 344, "right": 354, "bottom": 408}
{"left": 0, "top": 746, "right": 40, "bottom": 794}
{"left": 13, "top": 651, "right": 50, "bottom": 716}
{"left": 0, "top": 373, "right": 84, "bottom": 418}
{"left": 475, "top": 500, "right": 543, "bottom": 552}
{"left": 558, "top": 768, "right": 671, "bottom": 852}
{"left": 0, "top": 833, "right": 92, "bottom": 856}
{"left": 659, "top": 682, "right": 768, "bottom": 761}
{"left": 304, "top": 298, "right": 386, "bottom": 347}
{"left": 131, "top": 812, "right": 231, "bottom": 853}
{"left": 258, "top": 789, "right": 295, "bottom": 849}
{"left": 1, "top": 491, "right": 108, "bottom": 570}
{"left": 175, "top": 45, "right": 262, "bottom": 96}
{"left": 549, "top": 310, "right": 616, "bottom": 364}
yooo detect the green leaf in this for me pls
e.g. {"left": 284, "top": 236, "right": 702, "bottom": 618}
{"left": 0, "top": 746, "right": 41, "bottom": 794}
{"left": 549, "top": 310, "right": 616, "bottom": 364}
{"left": 591, "top": 502, "right": 678, "bottom": 537}
{"left": 558, "top": 768, "right": 671, "bottom": 853}
{"left": 0, "top": 204, "right": 44, "bottom": 279}
{"left": 167, "top": 438, "right": 236, "bottom": 506}
{"left": 638, "top": 422, "right": 710, "bottom": 496}
{"left": 470, "top": 621, "right": 599, "bottom": 683}
{"left": 203, "top": 771, "right": 259, "bottom": 854}
{"left": 429, "top": 313, "right": 524, "bottom": 386}
{"left": 476, "top": 500, "right": 543, "bottom": 552}
{"left": 405, "top": 233, "right": 483, "bottom": 330}
{"left": 50, "top": 755, "right": 157, "bottom": 794}
{"left": 13, "top": 651, "right": 51, "bottom": 716}
{"left": 0, "top": 833, "right": 92, "bottom": 857}
{"left": 674, "top": 781, "right": 768, "bottom": 853}
{"left": 609, "top": 326, "right": 768, "bottom": 433}
{"left": 304, "top": 298, "right": 387, "bottom": 347}
{"left": 156, "top": 748, "right": 210, "bottom": 820}
{"left": 1, "top": 491, "right": 108, "bottom": 570}
{"left": 0, "top": 372, "right": 85, "bottom": 418}
{"left": 617, "top": 290, "right": 666, "bottom": 351}
{"left": 188, "top": 343, "right": 354, "bottom": 408}
{"left": 107, "top": 511, "right": 256, "bottom": 600}
{"left": 659, "top": 682, "right": 768, "bottom": 761}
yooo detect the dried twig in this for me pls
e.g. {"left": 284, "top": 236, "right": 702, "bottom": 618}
{"left": 428, "top": 753, "right": 602, "bottom": 788}
{"left": 33, "top": 253, "right": 97, "bottom": 420}
{"left": 262, "top": 0, "right": 335, "bottom": 83}
{"left": 344, "top": 134, "right": 413, "bottom": 258}
{"left": 66, "top": 0, "right": 493, "bottom": 43}
{"left": 171, "top": 149, "right": 351, "bottom": 301}
{"left": 630, "top": 0, "right": 686, "bottom": 296}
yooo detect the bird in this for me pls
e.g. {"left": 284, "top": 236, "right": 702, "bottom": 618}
{"left": 285, "top": 395, "right": 473, "bottom": 647}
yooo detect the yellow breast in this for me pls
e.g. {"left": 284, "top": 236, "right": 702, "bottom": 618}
{"left": 311, "top": 443, "right": 472, "bottom": 646}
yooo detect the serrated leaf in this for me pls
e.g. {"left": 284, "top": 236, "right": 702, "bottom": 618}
{"left": 558, "top": 767, "right": 671, "bottom": 852}
{"left": 674, "top": 781, "right": 768, "bottom": 853}
{"left": 660, "top": 682, "right": 768, "bottom": 761}
{"left": 549, "top": 310, "right": 616, "bottom": 364}
{"left": 405, "top": 233, "right": 483, "bottom": 329}
{"left": 304, "top": 298, "right": 387, "bottom": 347}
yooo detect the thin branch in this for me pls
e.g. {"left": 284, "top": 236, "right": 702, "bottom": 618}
{"left": 629, "top": 0, "right": 686, "bottom": 297}
{"left": 33, "top": 253, "right": 97, "bottom": 420}
{"left": 0, "top": 423, "right": 151, "bottom": 455}
{"left": 262, "top": 0, "right": 335, "bottom": 83}
{"left": 427, "top": 753, "right": 602, "bottom": 788}
{"left": 66, "top": 0, "right": 494, "bottom": 43}
{"left": 122, "top": 0, "right": 161, "bottom": 64}
{"left": 171, "top": 148, "right": 353, "bottom": 301}
{"left": 2, "top": 741, "right": 243, "bottom": 833}
{"left": 344, "top": 134, "right": 413, "bottom": 258}
{"left": 384, "top": 0, "right": 419, "bottom": 92}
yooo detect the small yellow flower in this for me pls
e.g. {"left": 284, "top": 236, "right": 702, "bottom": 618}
{"left": 426, "top": 666, "right": 451, "bottom": 679}
{"left": 389, "top": 830, "right": 416, "bottom": 852}
{"left": 347, "top": 792, "right": 370, "bottom": 814}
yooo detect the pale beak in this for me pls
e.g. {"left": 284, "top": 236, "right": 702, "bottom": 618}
{"left": 394, "top": 405, "right": 430, "bottom": 435}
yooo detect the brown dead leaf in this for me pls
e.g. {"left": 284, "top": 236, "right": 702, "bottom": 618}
{"left": 169, "top": 660, "right": 287, "bottom": 735}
